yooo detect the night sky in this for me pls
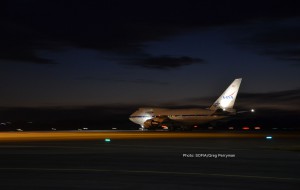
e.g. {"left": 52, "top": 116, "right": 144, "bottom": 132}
{"left": 0, "top": 0, "right": 300, "bottom": 128}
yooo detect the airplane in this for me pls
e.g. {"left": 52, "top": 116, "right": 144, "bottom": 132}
{"left": 129, "top": 78, "right": 252, "bottom": 131}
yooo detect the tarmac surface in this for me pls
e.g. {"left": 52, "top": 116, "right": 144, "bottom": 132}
{"left": 0, "top": 131, "right": 299, "bottom": 189}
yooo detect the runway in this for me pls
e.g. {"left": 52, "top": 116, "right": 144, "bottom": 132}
{"left": 0, "top": 131, "right": 299, "bottom": 189}
{"left": 0, "top": 130, "right": 299, "bottom": 142}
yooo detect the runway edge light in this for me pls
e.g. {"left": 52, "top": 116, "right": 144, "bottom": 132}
{"left": 266, "top": 136, "right": 272, "bottom": 140}
{"left": 105, "top": 138, "right": 111, "bottom": 142}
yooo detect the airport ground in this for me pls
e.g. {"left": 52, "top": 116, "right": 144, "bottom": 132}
{"left": 0, "top": 131, "right": 299, "bottom": 189}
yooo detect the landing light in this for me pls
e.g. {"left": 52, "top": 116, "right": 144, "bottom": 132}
{"left": 162, "top": 125, "right": 168, "bottom": 129}
{"left": 251, "top": 109, "right": 255, "bottom": 112}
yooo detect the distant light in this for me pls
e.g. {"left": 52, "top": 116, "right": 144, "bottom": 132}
{"left": 193, "top": 125, "right": 198, "bottom": 128}
{"left": 112, "top": 128, "right": 117, "bottom": 130}
{"left": 242, "top": 126, "right": 249, "bottom": 130}
{"left": 104, "top": 138, "right": 111, "bottom": 142}
{"left": 251, "top": 109, "right": 255, "bottom": 113}
{"left": 266, "top": 136, "right": 272, "bottom": 140}
{"left": 254, "top": 126, "right": 261, "bottom": 130}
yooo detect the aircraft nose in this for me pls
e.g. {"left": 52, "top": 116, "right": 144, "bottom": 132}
{"left": 129, "top": 113, "right": 137, "bottom": 123}
{"left": 129, "top": 115, "right": 134, "bottom": 122}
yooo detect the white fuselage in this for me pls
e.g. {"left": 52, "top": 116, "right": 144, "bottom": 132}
{"left": 129, "top": 107, "right": 229, "bottom": 128}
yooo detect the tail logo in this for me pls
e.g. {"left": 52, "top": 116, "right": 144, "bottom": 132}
{"left": 222, "top": 92, "right": 235, "bottom": 100}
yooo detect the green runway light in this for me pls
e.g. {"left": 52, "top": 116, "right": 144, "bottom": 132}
{"left": 104, "top": 138, "right": 111, "bottom": 142}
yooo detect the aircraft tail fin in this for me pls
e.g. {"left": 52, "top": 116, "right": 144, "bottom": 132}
{"left": 209, "top": 78, "right": 242, "bottom": 111}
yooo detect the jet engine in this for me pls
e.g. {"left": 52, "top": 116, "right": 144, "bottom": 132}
{"left": 143, "top": 116, "right": 169, "bottom": 129}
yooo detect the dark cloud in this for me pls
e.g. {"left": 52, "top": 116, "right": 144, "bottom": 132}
{"left": 2, "top": 0, "right": 300, "bottom": 64}
{"left": 121, "top": 55, "right": 204, "bottom": 70}
{"left": 249, "top": 27, "right": 300, "bottom": 46}
{"left": 0, "top": 20, "right": 57, "bottom": 64}
{"left": 181, "top": 88, "right": 300, "bottom": 111}
{"left": 0, "top": 49, "right": 55, "bottom": 64}
{"left": 76, "top": 76, "right": 168, "bottom": 85}
{"left": 262, "top": 49, "right": 300, "bottom": 63}
{"left": 237, "top": 89, "right": 300, "bottom": 110}
{"left": 235, "top": 22, "right": 300, "bottom": 64}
